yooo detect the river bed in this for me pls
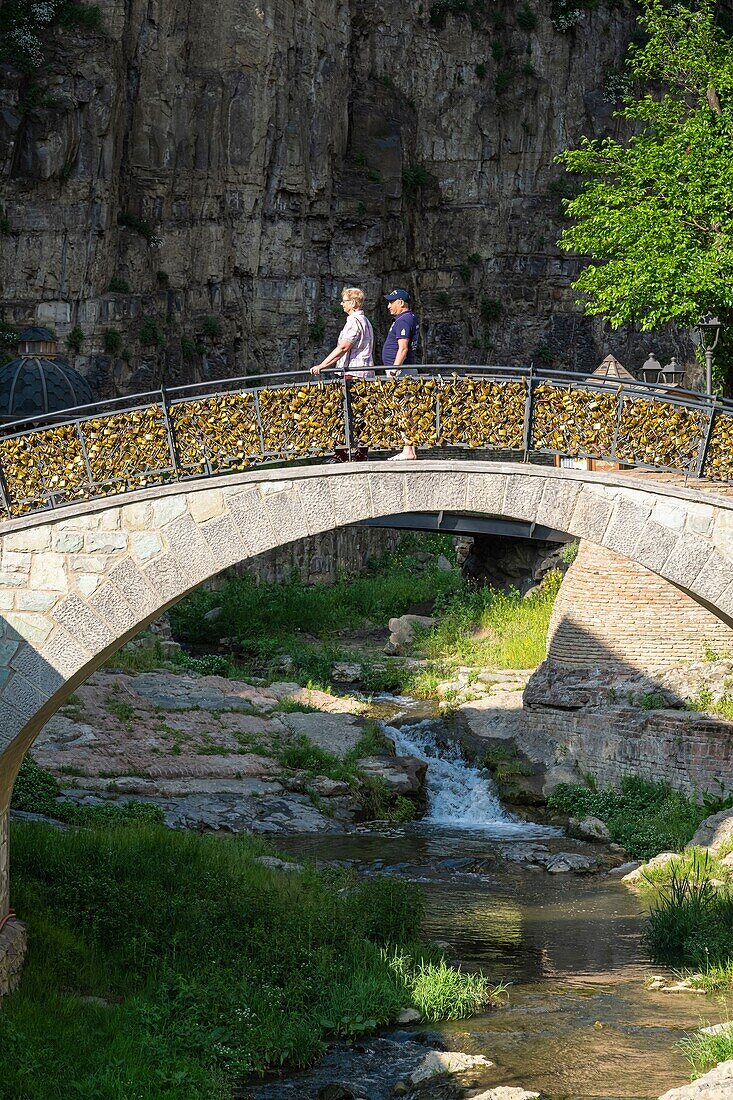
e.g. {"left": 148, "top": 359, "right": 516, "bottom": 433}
{"left": 252, "top": 701, "right": 733, "bottom": 1100}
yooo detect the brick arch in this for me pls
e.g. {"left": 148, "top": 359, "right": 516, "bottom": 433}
{"left": 2, "top": 459, "right": 733, "bottom": 918}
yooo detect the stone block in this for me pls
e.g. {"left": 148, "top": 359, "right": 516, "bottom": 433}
{"left": 368, "top": 471, "right": 406, "bottom": 518}
{"left": 0, "top": 641, "right": 19, "bottom": 667}
{"left": 130, "top": 532, "right": 163, "bottom": 562}
{"left": 76, "top": 575, "right": 99, "bottom": 597}
{"left": 98, "top": 511, "right": 122, "bottom": 530}
{"left": 632, "top": 520, "right": 677, "bottom": 574}
{"left": 4, "top": 612, "right": 53, "bottom": 646}
{"left": 653, "top": 499, "right": 686, "bottom": 531}
{"left": 504, "top": 473, "right": 545, "bottom": 522}
{"left": 1, "top": 528, "right": 50, "bottom": 552}
{"left": 150, "top": 497, "right": 187, "bottom": 527}
{"left": 143, "top": 553, "right": 189, "bottom": 603}
{"left": 42, "top": 626, "right": 92, "bottom": 675}
{"left": 10, "top": 644, "right": 64, "bottom": 698}
{"left": 684, "top": 501, "right": 716, "bottom": 538}
{"left": 70, "top": 554, "right": 109, "bottom": 573}
{"left": 121, "top": 503, "right": 153, "bottom": 531}
{"left": 106, "top": 559, "right": 158, "bottom": 615}
{"left": 404, "top": 470, "right": 468, "bottom": 513}
{"left": 0, "top": 592, "right": 13, "bottom": 610}
{"left": 261, "top": 484, "right": 308, "bottom": 545}
{"left": 536, "top": 478, "right": 582, "bottom": 532}
{"left": 602, "top": 498, "right": 651, "bottom": 559}
{"left": 88, "top": 583, "right": 138, "bottom": 634}
{"left": 52, "top": 531, "right": 84, "bottom": 553}
{"left": 161, "top": 513, "right": 213, "bottom": 582}
{"left": 663, "top": 534, "right": 713, "bottom": 589}
{"left": 465, "top": 472, "right": 507, "bottom": 516}
{"left": 0, "top": 572, "right": 26, "bottom": 588}
{"left": 52, "top": 595, "right": 113, "bottom": 653}
{"left": 2, "top": 671, "right": 48, "bottom": 720}
{"left": 227, "top": 488, "right": 277, "bottom": 554}
{"left": 1, "top": 552, "right": 31, "bottom": 574}
{"left": 85, "top": 531, "right": 128, "bottom": 554}
{"left": 188, "top": 490, "right": 225, "bottom": 524}
{"left": 330, "top": 472, "right": 373, "bottom": 525}
{"left": 568, "top": 488, "right": 614, "bottom": 543}
{"left": 199, "top": 513, "right": 248, "bottom": 569}
{"left": 55, "top": 515, "right": 99, "bottom": 530}
{"left": 694, "top": 553, "right": 733, "bottom": 605}
{"left": 29, "top": 553, "right": 69, "bottom": 593}
{"left": 15, "top": 591, "right": 58, "bottom": 613}
{"left": 294, "top": 478, "right": 337, "bottom": 535}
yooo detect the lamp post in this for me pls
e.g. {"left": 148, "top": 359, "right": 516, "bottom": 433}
{"left": 696, "top": 314, "right": 721, "bottom": 396}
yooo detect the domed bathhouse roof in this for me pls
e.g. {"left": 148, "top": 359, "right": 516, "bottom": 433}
{"left": 0, "top": 329, "right": 94, "bottom": 423}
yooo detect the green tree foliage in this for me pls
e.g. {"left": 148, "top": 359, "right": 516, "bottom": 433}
{"left": 557, "top": 1, "right": 733, "bottom": 339}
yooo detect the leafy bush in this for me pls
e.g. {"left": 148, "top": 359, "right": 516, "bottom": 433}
{"left": 118, "top": 211, "right": 161, "bottom": 246}
{"left": 516, "top": 3, "right": 537, "bottom": 32}
{"left": 107, "top": 276, "right": 130, "bottom": 294}
{"left": 547, "top": 776, "right": 723, "bottom": 859}
{"left": 480, "top": 295, "right": 503, "bottom": 325}
{"left": 309, "top": 317, "right": 326, "bottom": 343}
{"left": 1, "top": 822, "right": 493, "bottom": 1095}
{"left": 201, "top": 316, "right": 222, "bottom": 340}
{"left": 140, "top": 317, "right": 163, "bottom": 346}
{"left": 402, "top": 162, "right": 435, "bottom": 201}
{"left": 642, "top": 853, "right": 733, "bottom": 968}
{"left": 65, "top": 325, "right": 84, "bottom": 353}
{"left": 102, "top": 328, "right": 123, "bottom": 355}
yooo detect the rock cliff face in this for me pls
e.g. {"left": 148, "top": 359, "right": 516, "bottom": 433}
{"left": 2, "top": 0, "right": 669, "bottom": 397}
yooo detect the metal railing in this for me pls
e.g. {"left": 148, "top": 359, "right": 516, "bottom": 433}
{"left": 0, "top": 364, "right": 731, "bottom": 519}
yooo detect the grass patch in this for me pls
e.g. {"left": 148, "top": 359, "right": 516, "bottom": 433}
{"left": 11, "top": 756, "right": 163, "bottom": 829}
{"left": 2, "top": 822, "right": 495, "bottom": 1096}
{"left": 642, "top": 853, "right": 733, "bottom": 973}
{"left": 547, "top": 776, "right": 732, "bottom": 861}
{"left": 687, "top": 687, "right": 733, "bottom": 722}
{"left": 415, "top": 571, "right": 562, "bottom": 671}
{"left": 682, "top": 1025, "right": 733, "bottom": 1077}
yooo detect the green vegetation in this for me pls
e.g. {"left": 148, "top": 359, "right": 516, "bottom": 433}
{"left": 402, "top": 162, "right": 435, "bottom": 201}
{"left": 556, "top": 0, "right": 733, "bottom": 388}
{"left": 65, "top": 325, "right": 84, "bottom": 354}
{"left": 417, "top": 571, "right": 562, "bottom": 672}
{"left": 140, "top": 317, "right": 164, "bottom": 347}
{"left": 201, "top": 316, "right": 222, "bottom": 340}
{"left": 309, "top": 318, "right": 326, "bottom": 344}
{"left": 0, "top": 1, "right": 103, "bottom": 73}
{"left": 548, "top": 776, "right": 732, "bottom": 860}
{"left": 480, "top": 295, "right": 503, "bottom": 325}
{"left": 687, "top": 687, "right": 733, "bottom": 722}
{"left": 102, "top": 328, "right": 123, "bottom": 356}
{"left": 107, "top": 276, "right": 130, "bottom": 294}
{"left": 118, "top": 212, "right": 161, "bottom": 247}
{"left": 11, "top": 755, "right": 163, "bottom": 829}
{"left": 475, "top": 62, "right": 488, "bottom": 79}
{"left": 169, "top": 536, "right": 460, "bottom": 684}
{"left": 683, "top": 1025, "right": 733, "bottom": 1077}
{"left": 516, "top": 3, "right": 537, "bottom": 33}
{"left": 1, "top": 822, "right": 496, "bottom": 1097}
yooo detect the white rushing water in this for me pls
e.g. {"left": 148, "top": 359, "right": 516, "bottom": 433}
{"left": 385, "top": 718, "right": 536, "bottom": 833}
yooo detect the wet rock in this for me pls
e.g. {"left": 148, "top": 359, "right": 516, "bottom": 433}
{"left": 331, "top": 662, "right": 364, "bottom": 683}
{"left": 687, "top": 809, "right": 733, "bottom": 855}
{"left": 545, "top": 852, "right": 595, "bottom": 874}
{"left": 569, "top": 816, "right": 611, "bottom": 843}
{"left": 658, "top": 1058, "right": 733, "bottom": 1098}
{"left": 437, "top": 555, "right": 453, "bottom": 572}
{"left": 395, "top": 1007, "right": 421, "bottom": 1024}
{"left": 622, "top": 852, "right": 678, "bottom": 885}
{"left": 356, "top": 755, "right": 427, "bottom": 795}
{"left": 700, "top": 1021, "right": 733, "bottom": 1036}
{"left": 255, "top": 856, "right": 304, "bottom": 873}
{"left": 607, "top": 860, "right": 641, "bottom": 878}
{"left": 469, "top": 1089, "right": 541, "bottom": 1100}
{"left": 384, "top": 615, "right": 436, "bottom": 656}
{"left": 318, "top": 1086, "right": 355, "bottom": 1100}
{"left": 409, "top": 1050, "right": 493, "bottom": 1085}
{"left": 203, "top": 606, "right": 223, "bottom": 623}
{"left": 309, "top": 776, "right": 352, "bottom": 797}
{"left": 281, "top": 712, "right": 365, "bottom": 758}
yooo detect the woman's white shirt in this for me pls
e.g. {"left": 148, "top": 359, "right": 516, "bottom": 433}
{"left": 338, "top": 310, "right": 374, "bottom": 378}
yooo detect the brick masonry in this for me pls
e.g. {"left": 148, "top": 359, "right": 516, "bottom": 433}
{"left": 2, "top": 460, "right": 733, "bottom": 917}
{"left": 548, "top": 541, "right": 733, "bottom": 670}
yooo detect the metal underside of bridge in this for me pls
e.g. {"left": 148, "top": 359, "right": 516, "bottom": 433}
{"left": 357, "top": 512, "right": 569, "bottom": 541}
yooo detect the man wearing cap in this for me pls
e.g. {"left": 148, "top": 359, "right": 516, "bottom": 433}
{"left": 382, "top": 289, "right": 420, "bottom": 460}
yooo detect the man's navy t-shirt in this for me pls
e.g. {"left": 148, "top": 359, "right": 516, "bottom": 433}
{"left": 382, "top": 310, "right": 419, "bottom": 367}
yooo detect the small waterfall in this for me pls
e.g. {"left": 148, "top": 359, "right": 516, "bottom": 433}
{"left": 385, "top": 718, "right": 533, "bottom": 832}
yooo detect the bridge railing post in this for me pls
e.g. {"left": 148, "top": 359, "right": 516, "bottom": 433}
{"left": 0, "top": 459, "right": 11, "bottom": 516}
{"left": 610, "top": 387, "right": 626, "bottom": 462}
{"left": 695, "top": 396, "right": 718, "bottom": 479}
{"left": 342, "top": 377, "right": 353, "bottom": 458}
{"left": 159, "top": 388, "right": 181, "bottom": 480}
{"left": 521, "top": 364, "right": 534, "bottom": 462}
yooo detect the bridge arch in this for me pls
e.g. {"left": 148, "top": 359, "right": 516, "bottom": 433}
{"left": 2, "top": 458, "right": 733, "bottom": 916}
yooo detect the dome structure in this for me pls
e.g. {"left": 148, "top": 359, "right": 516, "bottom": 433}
{"left": 0, "top": 328, "right": 94, "bottom": 423}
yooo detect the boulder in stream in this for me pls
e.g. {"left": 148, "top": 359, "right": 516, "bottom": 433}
{"left": 356, "top": 754, "right": 427, "bottom": 795}
{"left": 469, "top": 1089, "right": 541, "bottom": 1100}
{"left": 569, "top": 816, "right": 611, "bottom": 843}
{"left": 658, "top": 1059, "right": 733, "bottom": 1099}
{"left": 409, "top": 1050, "right": 493, "bottom": 1085}
{"left": 384, "top": 615, "right": 436, "bottom": 656}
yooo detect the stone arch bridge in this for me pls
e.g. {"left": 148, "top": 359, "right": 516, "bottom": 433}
{"left": 3, "top": 460, "right": 733, "bottom": 921}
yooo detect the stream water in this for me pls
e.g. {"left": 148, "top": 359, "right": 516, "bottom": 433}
{"left": 255, "top": 703, "right": 733, "bottom": 1100}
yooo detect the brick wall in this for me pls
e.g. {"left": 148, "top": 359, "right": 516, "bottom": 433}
{"left": 547, "top": 541, "right": 733, "bottom": 669}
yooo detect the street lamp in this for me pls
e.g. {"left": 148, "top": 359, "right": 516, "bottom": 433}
{"left": 696, "top": 314, "right": 721, "bottom": 395}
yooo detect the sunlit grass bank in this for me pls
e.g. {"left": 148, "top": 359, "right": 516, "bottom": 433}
{"left": 2, "top": 823, "right": 498, "bottom": 1099}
